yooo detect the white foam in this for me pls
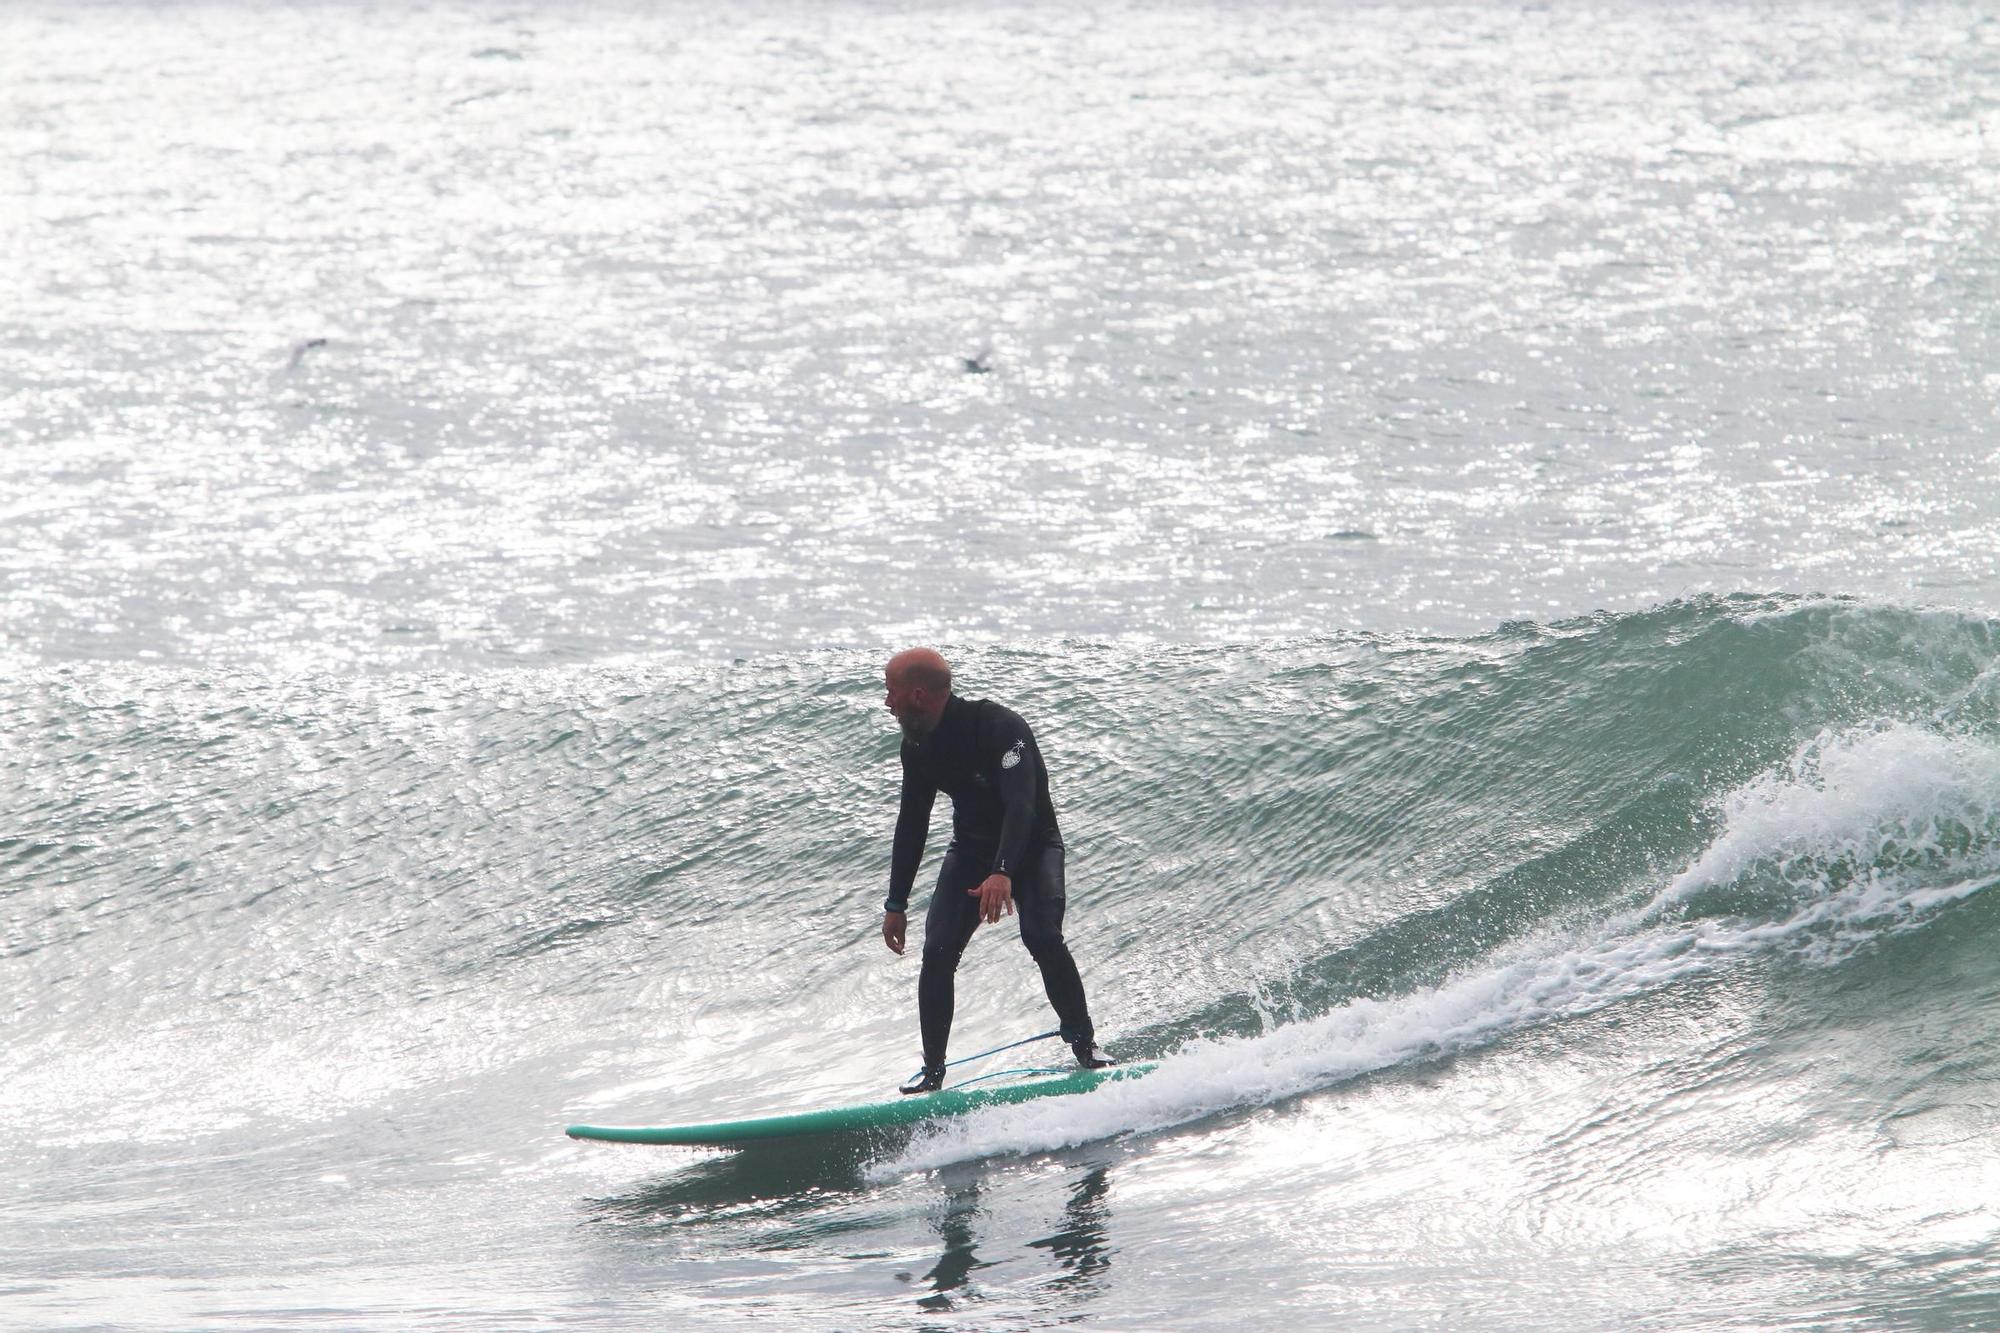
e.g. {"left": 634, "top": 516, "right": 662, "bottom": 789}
{"left": 1651, "top": 724, "right": 2000, "bottom": 917}
{"left": 877, "top": 724, "right": 2000, "bottom": 1176}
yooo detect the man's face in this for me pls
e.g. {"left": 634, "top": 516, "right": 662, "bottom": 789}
{"left": 884, "top": 669, "right": 937, "bottom": 738}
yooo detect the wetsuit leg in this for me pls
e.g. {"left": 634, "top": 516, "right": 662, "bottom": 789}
{"left": 1013, "top": 844, "right": 1094, "bottom": 1046}
{"left": 919, "top": 846, "right": 985, "bottom": 1069}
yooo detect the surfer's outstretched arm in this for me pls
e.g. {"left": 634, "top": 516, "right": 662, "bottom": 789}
{"left": 885, "top": 758, "right": 936, "bottom": 952}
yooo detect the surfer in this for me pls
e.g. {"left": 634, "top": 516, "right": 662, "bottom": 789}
{"left": 881, "top": 647, "right": 1114, "bottom": 1094}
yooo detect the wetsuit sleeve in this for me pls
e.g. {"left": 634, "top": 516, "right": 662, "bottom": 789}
{"left": 886, "top": 750, "right": 936, "bottom": 914}
{"left": 991, "top": 712, "right": 1039, "bottom": 881}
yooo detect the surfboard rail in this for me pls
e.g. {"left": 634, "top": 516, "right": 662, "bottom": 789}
{"left": 567, "top": 1062, "right": 1154, "bottom": 1147}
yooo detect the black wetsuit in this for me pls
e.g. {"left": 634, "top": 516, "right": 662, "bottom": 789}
{"left": 886, "top": 694, "right": 1094, "bottom": 1068}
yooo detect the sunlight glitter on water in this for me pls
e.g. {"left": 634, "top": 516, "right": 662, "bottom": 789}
{"left": 6, "top": 1, "right": 1998, "bottom": 667}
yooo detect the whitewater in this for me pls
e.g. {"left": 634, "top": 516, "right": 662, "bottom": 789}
{"left": 5, "top": 0, "right": 2000, "bottom": 1328}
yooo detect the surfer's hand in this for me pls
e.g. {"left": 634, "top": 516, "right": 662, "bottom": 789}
{"left": 969, "top": 873, "right": 1014, "bottom": 924}
{"left": 883, "top": 910, "right": 906, "bottom": 955}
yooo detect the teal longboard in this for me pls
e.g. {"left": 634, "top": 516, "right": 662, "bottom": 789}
{"left": 567, "top": 1063, "right": 1155, "bottom": 1148}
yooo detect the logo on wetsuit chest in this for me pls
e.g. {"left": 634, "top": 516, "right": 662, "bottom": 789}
{"left": 1001, "top": 740, "right": 1024, "bottom": 770}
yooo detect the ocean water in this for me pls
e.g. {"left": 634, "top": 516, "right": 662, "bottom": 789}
{"left": 4, "top": 1, "right": 1999, "bottom": 1329}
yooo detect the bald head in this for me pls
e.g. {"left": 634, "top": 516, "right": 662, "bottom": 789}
{"left": 887, "top": 647, "right": 952, "bottom": 695}
{"left": 884, "top": 648, "right": 952, "bottom": 738}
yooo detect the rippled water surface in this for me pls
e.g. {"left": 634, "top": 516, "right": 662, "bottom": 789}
{"left": 6, "top": 0, "right": 1997, "bottom": 667}
{"left": 6, "top": 1, "right": 2000, "bottom": 1329}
